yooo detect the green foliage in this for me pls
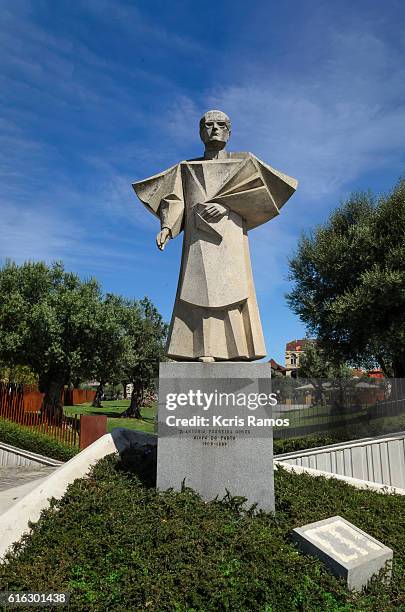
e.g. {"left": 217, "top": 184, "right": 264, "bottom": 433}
{"left": 89, "top": 294, "right": 129, "bottom": 389}
{"left": 125, "top": 297, "right": 167, "bottom": 385}
{"left": 0, "top": 260, "right": 102, "bottom": 386}
{"left": 287, "top": 179, "right": 405, "bottom": 377}
{"left": 273, "top": 409, "right": 405, "bottom": 454}
{"left": 121, "top": 297, "right": 167, "bottom": 415}
{"left": 298, "top": 342, "right": 354, "bottom": 407}
{"left": 0, "top": 364, "right": 38, "bottom": 384}
{"left": 89, "top": 295, "right": 167, "bottom": 412}
{"left": 0, "top": 455, "right": 403, "bottom": 611}
{"left": 0, "top": 261, "right": 167, "bottom": 419}
{"left": 0, "top": 418, "right": 79, "bottom": 461}
{"left": 273, "top": 434, "right": 338, "bottom": 455}
{"left": 298, "top": 341, "right": 352, "bottom": 379}
{"left": 0, "top": 260, "right": 104, "bottom": 419}
{"left": 103, "top": 383, "right": 124, "bottom": 400}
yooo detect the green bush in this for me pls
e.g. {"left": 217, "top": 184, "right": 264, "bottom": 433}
{"left": 274, "top": 434, "right": 337, "bottom": 455}
{"left": 0, "top": 418, "right": 79, "bottom": 462}
{"left": 1, "top": 455, "right": 404, "bottom": 611}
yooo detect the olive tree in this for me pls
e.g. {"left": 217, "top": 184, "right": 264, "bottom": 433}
{"left": 0, "top": 261, "right": 102, "bottom": 420}
{"left": 287, "top": 178, "right": 405, "bottom": 377}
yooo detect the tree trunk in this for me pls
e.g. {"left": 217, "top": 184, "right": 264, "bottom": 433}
{"left": 392, "top": 356, "right": 405, "bottom": 378}
{"left": 122, "top": 381, "right": 128, "bottom": 400}
{"left": 41, "top": 379, "right": 64, "bottom": 423}
{"left": 376, "top": 354, "right": 393, "bottom": 378}
{"left": 121, "top": 385, "right": 142, "bottom": 419}
{"left": 310, "top": 378, "right": 325, "bottom": 406}
{"left": 92, "top": 382, "right": 105, "bottom": 408}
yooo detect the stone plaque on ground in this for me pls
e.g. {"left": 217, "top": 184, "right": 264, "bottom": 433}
{"left": 157, "top": 362, "right": 275, "bottom": 512}
{"left": 292, "top": 516, "right": 393, "bottom": 591}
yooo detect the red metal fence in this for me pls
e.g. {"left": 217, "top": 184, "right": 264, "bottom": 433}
{"left": 64, "top": 388, "right": 96, "bottom": 406}
{"left": 0, "top": 384, "right": 96, "bottom": 413}
{"left": 0, "top": 382, "right": 79, "bottom": 447}
{"left": 22, "top": 384, "right": 45, "bottom": 412}
{"left": 79, "top": 414, "right": 107, "bottom": 449}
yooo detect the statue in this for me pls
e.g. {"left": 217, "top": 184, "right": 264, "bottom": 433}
{"left": 133, "top": 110, "right": 297, "bottom": 362}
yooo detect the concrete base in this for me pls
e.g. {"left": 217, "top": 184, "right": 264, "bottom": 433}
{"left": 157, "top": 362, "right": 274, "bottom": 512}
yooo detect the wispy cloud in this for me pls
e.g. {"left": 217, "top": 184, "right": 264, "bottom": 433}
{"left": 0, "top": 200, "right": 82, "bottom": 263}
{"left": 82, "top": 0, "right": 207, "bottom": 56}
{"left": 0, "top": 190, "right": 152, "bottom": 276}
{"left": 209, "top": 29, "right": 405, "bottom": 201}
{"left": 92, "top": 171, "right": 157, "bottom": 229}
{"left": 152, "top": 18, "right": 405, "bottom": 304}
{"left": 162, "top": 24, "right": 405, "bottom": 205}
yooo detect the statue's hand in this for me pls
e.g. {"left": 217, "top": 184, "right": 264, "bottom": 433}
{"left": 156, "top": 227, "right": 171, "bottom": 251}
{"left": 201, "top": 202, "right": 228, "bottom": 220}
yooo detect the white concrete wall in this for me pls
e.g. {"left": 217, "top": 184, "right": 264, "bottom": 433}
{"left": 274, "top": 461, "right": 405, "bottom": 495}
{"left": 0, "top": 443, "right": 62, "bottom": 467}
{"left": 276, "top": 432, "right": 405, "bottom": 489}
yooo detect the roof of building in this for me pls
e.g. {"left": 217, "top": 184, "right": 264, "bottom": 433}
{"left": 268, "top": 358, "right": 287, "bottom": 372}
{"left": 367, "top": 369, "right": 384, "bottom": 379}
{"left": 285, "top": 338, "right": 314, "bottom": 352}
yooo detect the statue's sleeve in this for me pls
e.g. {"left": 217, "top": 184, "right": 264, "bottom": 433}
{"left": 211, "top": 153, "right": 298, "bottom": 231}
{"left": 252, "top": 155, "right": 298, "bottom": 213}
{"left": 132, "top": 163, "right": 184, "bottom": 238}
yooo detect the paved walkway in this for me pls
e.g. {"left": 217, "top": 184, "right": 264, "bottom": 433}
{"left": 0, "top": 465, "right": 58, "bottom": 515}
{"left": 0, "top": 466, "right": 56, "bottom": 492}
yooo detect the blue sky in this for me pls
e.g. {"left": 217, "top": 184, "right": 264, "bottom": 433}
{"left": 1, "top": 0, "right": 405, "bottom": 364}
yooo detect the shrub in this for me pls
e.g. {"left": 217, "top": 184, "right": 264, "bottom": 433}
{"left": 274, "top": 434, "right": 337, "bottom": 455}
{"left": 0, "top": 455, "right": 404, "bottom": 611}
{"left": 0, "top": 418, "right": 79, "bottom": 462}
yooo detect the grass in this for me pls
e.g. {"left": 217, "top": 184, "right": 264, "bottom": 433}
{"left": 63, "top": 400, "right": 157, "bottom": 434}
{"left": 1, "top": 455, "right": 404, "bottom": 611}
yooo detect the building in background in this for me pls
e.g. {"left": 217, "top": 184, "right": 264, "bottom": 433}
{"left": 268, "top": 358, "right": 287, "bottom": 377}
{"left": 284, "top": 340, "right": 385, "bottom": 379}
{"left": 285, "top": 339, "right": 315, "bottom": 377}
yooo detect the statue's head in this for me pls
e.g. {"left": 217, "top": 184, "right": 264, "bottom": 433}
{"left": 199, "top": 110, "right": 231, "bottom": 149}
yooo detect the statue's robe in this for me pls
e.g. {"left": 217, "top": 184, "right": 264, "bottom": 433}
{"left": 133, "top": 152, "right": 297, "bottom": 361}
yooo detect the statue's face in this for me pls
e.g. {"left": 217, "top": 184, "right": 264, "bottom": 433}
{"left": 200, "top": 112, "right": 231, "bottom": 146}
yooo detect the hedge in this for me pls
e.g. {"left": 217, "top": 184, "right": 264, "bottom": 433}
{"left": 273, "top": 434, "right": 338, "bottom": 455}
{"left": 1, "top": 454, "right": 404, "bottom": 611}
{"left": 0, "top": 418, "right": 79, "bottom": 462}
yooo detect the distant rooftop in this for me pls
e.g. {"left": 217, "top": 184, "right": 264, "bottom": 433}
{"left": 285, "top": 338, "right": 314, "bottom": 352}
{"left": 268, "top": 358, "right": 287, "bottom": 372}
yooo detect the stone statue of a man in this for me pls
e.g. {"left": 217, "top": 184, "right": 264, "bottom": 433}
{"left": 133, "top": 110, "right": 297, "bottom": 362}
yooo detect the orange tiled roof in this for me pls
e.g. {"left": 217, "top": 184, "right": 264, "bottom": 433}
{"left": 269, "top": 358, "right": 287, "bottom": 372}
{"left": 285, "top": 339, "right": 312, "bottom": 351}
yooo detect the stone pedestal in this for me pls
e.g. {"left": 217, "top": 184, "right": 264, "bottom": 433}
{"left": 157, "top": 362, "right": 274, "bottom": 512}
